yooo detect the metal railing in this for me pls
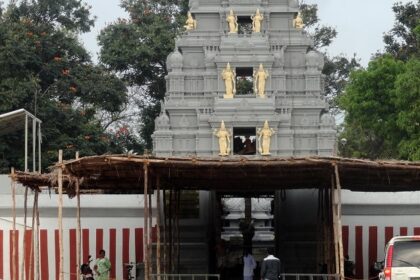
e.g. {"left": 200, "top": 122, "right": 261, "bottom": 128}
{"left": 280, "top": 273, "right": 340, "bottom": 280}
{"left": 150, "top": 274, "right": 220, "bottom": 280}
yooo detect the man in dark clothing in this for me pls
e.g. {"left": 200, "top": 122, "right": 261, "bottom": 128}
{"left": 260, "top": 248, "right": 281, "bottom": 280}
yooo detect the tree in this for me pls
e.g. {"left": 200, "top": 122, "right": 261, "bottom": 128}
{"left": 98, "top": 0, "right": 189, "bottom": 149}
{"left": 393, "top": 58, "right": 420, "bottom": 160}
{"left": 339, "top": 56, "right": 406, "bottom": 159}
{"left": 0, "top": 0, "right": 131, "bottom": 172}
{"left": 338, "top": 1, "right": 420, "bottom": 160}
{"left": 383, "top": 1, "right": 420, "bottom": 61}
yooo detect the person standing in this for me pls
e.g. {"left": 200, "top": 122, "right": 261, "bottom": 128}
{"left": 243, "top": 249, "right": 256, "bottom": 280}
{"left": 260, "top": 248, "right": 281, "bottom": 280}
{"left": 94, "top": 249, "right": 111, "bottom": 280}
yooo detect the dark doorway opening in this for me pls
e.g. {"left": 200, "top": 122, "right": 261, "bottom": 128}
{"left": 233, "top": 127, "right": 256, "bottom": 155}
{"left": 236, "top": 67, "right": 254, "bottom": 96}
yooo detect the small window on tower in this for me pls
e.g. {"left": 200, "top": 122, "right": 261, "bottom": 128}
{"left": 233, "top": 127, "right": 256, "bottom": 155}
{"left": 237, "top": 16, "right": 253, "bottom": 35}
{"left": 236, "top": 67, "right": 253, "bottom": 95}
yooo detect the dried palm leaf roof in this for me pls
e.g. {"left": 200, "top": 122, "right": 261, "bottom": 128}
{"left": 12, "top": 155, "right": 420, "bottom": 195}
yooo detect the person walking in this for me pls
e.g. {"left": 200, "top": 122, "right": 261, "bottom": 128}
{"left": 260, "top": 248, "right": 281, "bottom": 280}
{"left": 243, "top": 249, "right": 256, "bottom": 280}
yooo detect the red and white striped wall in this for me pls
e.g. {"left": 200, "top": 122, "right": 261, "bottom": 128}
{"left": 342, "top": 223, "right": 420, "bottom": 279}
{"left": 0, "top": 226, "right": 158, "bottom": 280}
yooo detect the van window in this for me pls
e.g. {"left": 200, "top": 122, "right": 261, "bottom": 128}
{"left": 392, "top": 240, "right": 420, "bottom": 267}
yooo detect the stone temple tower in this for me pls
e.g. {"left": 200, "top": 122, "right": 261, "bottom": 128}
{"left": 152, "top": 0, "right": 336, "bottom": 157}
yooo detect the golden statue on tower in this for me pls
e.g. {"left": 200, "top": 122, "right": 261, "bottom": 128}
{"left": 251, "top": 9, "right": 263, "bottom": 33}
{"left": 254, "top": 64, "right": 269, "bottom": 98}
{"left": 184, "top": 12, "right": 197, "bottom": 30}
{"left": 226, "top": 10, "right": 238, "bottom": 33}
{"left": 214, "top": 121, "right": 231, "bottom": 156}
{"left": 258, "top": 121, "right": 275, "bottom": 155}
{"left": 221, "top": 63, "right": 236, "bottom": 99}
{"left": 293, "top": 12, "right": 304, "bottom": 29}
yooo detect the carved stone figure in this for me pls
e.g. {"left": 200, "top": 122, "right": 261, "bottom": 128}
{"left": 254, "top": 64, "right": 269, "bottom": 98}
{"left": 184, "top": 12, "right": 197, "bottom": 30}
{"left": 226, "top": 10, "right": 238, "bottom": 33}
{"left": 293, "top": 12, "right": 304, "bottom": 29}
{"left": 221, "top": 63, "right": 236, "bottom": 99}
{"left": 251, "top": 9, "right": 263, "bottom": 33}
{"left": 214, "top": 121, "right": 231, "bottom": 156}
{"left": 258, "top": 120, "right": 275, "bottom": 155}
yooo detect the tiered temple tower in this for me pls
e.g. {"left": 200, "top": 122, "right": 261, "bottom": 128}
{"left": 152, "top": 0, "right": 336, "bottom": 157}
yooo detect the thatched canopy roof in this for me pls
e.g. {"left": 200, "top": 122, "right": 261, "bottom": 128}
{"left": 12, "top": 155, "right": 420, "bottom": 195}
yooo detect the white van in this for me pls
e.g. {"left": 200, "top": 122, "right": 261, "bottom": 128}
{"left": 378, "top": 236, "right": 420, "bottom": 280}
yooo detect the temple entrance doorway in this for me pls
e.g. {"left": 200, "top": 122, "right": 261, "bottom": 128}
{"left": 212, "top": 189, "right": 332, "bottom": 280}
{"left": 214, "top": 193, "right": 275, "bottom": 280}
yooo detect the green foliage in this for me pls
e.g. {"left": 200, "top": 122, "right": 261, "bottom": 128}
{"left": 383, "top": 1, "right": 420, "bottom": 61}
{"left": 339, "top": 2, "right": 420, "bottom": 160}
{"left": 339, "top": 55, "right": 420, "bottom": 160}
{"left": 0, "top": 0, "right": 132, "bottom": 172}
{"left": 98, "top": 0, "right": 189, "bottom": 149}
{"left": 236, "top": 77, "right": 253, "bottom": 95}
{"left": 339, "top": 56, "right": 405, "bottom": 159}
{"left": 394, "top": 58, "right": 420, "bottom": 160}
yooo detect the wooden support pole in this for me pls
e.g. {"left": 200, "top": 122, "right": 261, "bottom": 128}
{"left": 58, "top": 150, "right": 64, "bottom": 280}
{"left": 168, "top": 189, "right": 173, "bottom": 273}
{"left": 334, "top": 164, "right": 345, "bottom": 279}
{"left": 11, "top": 168, "right": 17, "bottom": 280}
{"left": 21, "top": 186, "right": 28, "bottom": 280}
{"left": 29, "top": 190, "right": 37, "bottom": 280}
{"left": 332, "top": 175, "right": 339, "bottom": 275}
{"left": 176, "top": 190, "right": 180, "bottom": 274}
{"left": 156, "top": 177, "right": 162, "bottom": 280}
{"left": 162, "top": 189, "right": 167, "bottom": 274}
{"left": 76, "top": 151, "right": 81, "bottom": 280}
{"left": 35, "top": 190, "right": 40, "bottom": 280}
{"left": 144, "top": 163, "right": 150, "bottom": 280}
{"left": 148, "top": 190, "right": 153, "bottom": 275}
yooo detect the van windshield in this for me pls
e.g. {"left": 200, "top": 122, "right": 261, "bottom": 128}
{"left": 393, "top": 240, "right": 420, "bottom": 267}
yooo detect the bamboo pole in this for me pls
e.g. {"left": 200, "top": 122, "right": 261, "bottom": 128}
{"left": 334, "top": 164, "right": 345, "bottom": 279}
{"left": 35, "top": 190, "right": 40, "bottom": 280}
{"left": 168, "top": 189, "right": 173, "bottom": 273}
{"left": 148, "top": 190, "right": 153, "bottom": 276}
{"left": 25, "top": 115, "right": 28, "bottom": 171}
{"left": 32, "top": 117, "right": 36, "bottom": 172}
{"left": 144, "top": 163, "right": 150, "bottom": 280}
{"left": 176, "top": 190, "right": 180, "bottom": 274}
{"left": 75, "top": 151, "right": 81, "bottom": 280}
{"left": 29, "top": 190, "right": 37, "bottom": 280}
{"left": 58, "top": 150, "right": 64, "bottom": 280}
{"left": 331, "top": 175, "right": 339, "bottom": 275}
{"left": 38, "top": 123, "right": 42, "bottom": 173}
{"left": 156, "top": 177, "right": 161, "bottom": 280}
{"left": 162, "top": 189, "right": 167, "bottom": 274}
{"left": 11, "top": 168, "right": 17, "bottom": 280}
{"left": 20, "top": 187, "right": 28, "bottom": 280}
